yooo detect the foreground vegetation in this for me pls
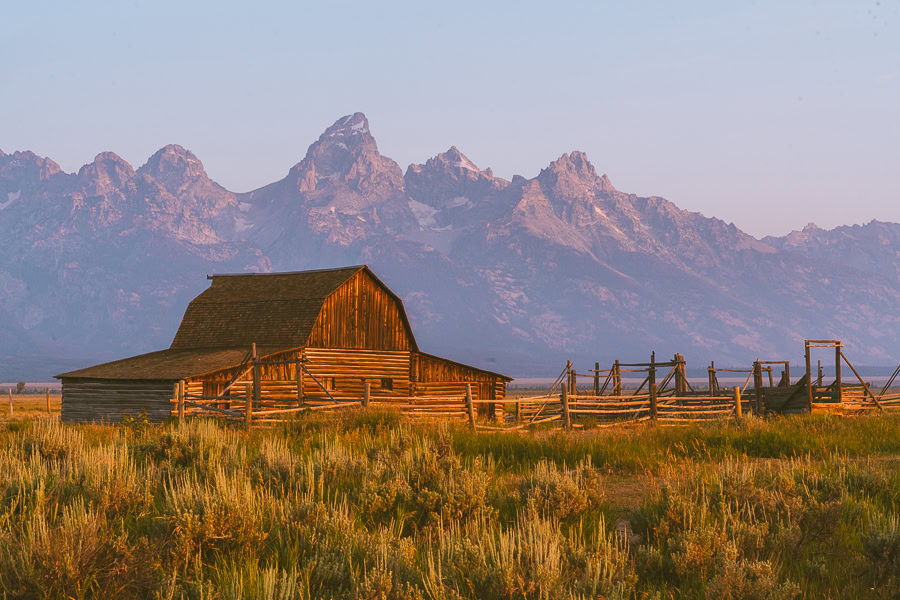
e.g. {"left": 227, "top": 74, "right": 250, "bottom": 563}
{"left": 2, "top": 412, "right": 900, "bottom": 599}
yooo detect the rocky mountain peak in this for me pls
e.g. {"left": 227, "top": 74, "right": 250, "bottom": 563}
{"left": 320, "top": 112, "right": 372, "bottom": 142}
{"left": 83, "top": 151, "right": 135, "bottom": 176}
{"left": 536, "top": 151, "right": 616, "bottom": 207}
{"left": 139, "top": 144, "right": 211, "bottom": 197}
{"left": 0, "top": 151, "right": 62, "bottom": 187}
{"left": 76, "top": 152, "right": 136, "bottom": 198}
{"left": 405, "top": 145, "right": 509, "bottom": 221}
{"left": 287, "top": 112, "right": 404, "bottom": 195}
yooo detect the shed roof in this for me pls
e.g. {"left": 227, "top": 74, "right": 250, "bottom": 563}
{"left": 57, "top": 346, "right": 294, "bottom": 381}
{"left": 416, "top": 351, "right": 514, "bottom": 382}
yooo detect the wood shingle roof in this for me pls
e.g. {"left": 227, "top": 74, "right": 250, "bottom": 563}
{"left": 170, "top": 266, "right": 363, "bottom": 349}
{"left": 56, "top": 346, "right": 289, "bottom": 381}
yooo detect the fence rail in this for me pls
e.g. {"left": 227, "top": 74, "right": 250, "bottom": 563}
{"left": 171, "top": 378, "right": 897, "bottom": 431}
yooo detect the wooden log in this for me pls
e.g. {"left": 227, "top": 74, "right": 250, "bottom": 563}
{"left": 465, "top": 383, "right": 475, "bottom": 430}
{"left": 709, "top": 361, "right": 716, "bottom": 394}
{"left": 296, "top": 351, "right": 303, "bottom": 405}
{"left": 733, "top": 386, "right": 742, "bottom": 420}
{"left": 567, "top": 399, "right": 653, "bottom": 407}
{"left": 363, "top": 381, "right": 370, "bottom": 408}
{"left": 251, "top": 343, "right": 261, "bottom": 411}
{"left": 561, "top": 383, "right": 571, "bottom": 428}
{"left": 840, "top": 350, "right": 884, "bottom": 412}
{"left": 648, "top": 352, "right": 657, "bottom": 423}
{"left": 244, "top": 383, "right": 252, "bottom": 429}
{"left": 834, "top": 343, "right": 842, "bottom": 404}
{"left": 805, "top": 341, "right": 813, "bottom": 410}
{"left": 176, "top": 382, "right": 184, "bottom": 423}
{"left": 569, "top": 407, "right": 650, "bottom": 415}
{"left": 614, "top": 360, "right": 622, "bottom": 395}
{"left": 594, "top": 362, "right": 600, "bottom": 397}
{"left": 753, "top": 360, "right": 763, "bottom": 415}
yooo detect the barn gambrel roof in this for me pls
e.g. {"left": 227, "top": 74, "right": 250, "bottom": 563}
{"left": 57, "top": 265, "right": 424, "bottom": 380}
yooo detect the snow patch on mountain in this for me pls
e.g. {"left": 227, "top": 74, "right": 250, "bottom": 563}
{"left": 409, "top": 199, "right": 438, "bottom": 229}
{"left": 0, "top": 190, "right": 20, "bottom": 210}
{"left": 234, "top": 216, "right": 254, "bottom": 233}
{"left": 445, "top": 196, "right": 472, "bottom": 209}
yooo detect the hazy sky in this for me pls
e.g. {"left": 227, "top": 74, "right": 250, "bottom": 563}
{"left": 2, "top": 0, "right": 897, "bottom": 237}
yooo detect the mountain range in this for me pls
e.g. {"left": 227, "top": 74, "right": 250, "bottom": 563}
{"left": 1, "top": 112, "right": 898, "bottom": 379}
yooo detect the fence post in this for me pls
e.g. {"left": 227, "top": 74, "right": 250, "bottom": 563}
{"left": 46, "top": 390, "right": 51, "bottom": 414}
{"left": 515, "top": 399, "right": 521, "bottom": 424}
{"left": 805, "top": 341, "right": 813, "bottom": 409}
{"left": 834, "top": 343, "right": 842, "bottom": 405}
{"left": 363, "top": 381, "right": 370, "bottom": 408}
{"left": 733, "top": 386, "right": 742, "bottom": 420}
{"left": 176, "top": 382, "right": 184, "bottom": 423}
{"left": 753, "top": 361, "right": 763, "bottom": 415}
{"left": 251, "top": 343, "right": 261, "bottom": 411}
{"left": 708, "top": 361, "right": 716, "bottom": 394}
{"left": 614, "top": 359, "right": 622, "bottom": 395}
{"left": 296, "top": 351, "right": 304, "bottom": 406}
{"left": 674, "top": 353, "right": 684, "bottom": 396}
{"left": 649, "top": 351, "right": 657, "bottom": 424}
{"left": 561, "top": 383, "right": 571, "bottom": 429}
{"left": 7, "top": 389, "right": 11, "bottom": 417}
{"left": 593, "top": 362, "right": 600, "bottom": 397}
{"left": 465, "top": 383, "right": 475, "bottom": 430}
{"left": 244, "top": 383, "right": 252, "bottom": 429}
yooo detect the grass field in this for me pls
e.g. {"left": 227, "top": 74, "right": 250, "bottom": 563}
{"left": 1, "top": 392, "right": 61, "bottom": 422}
{"left": 2, "top": 411, "right": 900, "bottom": 599}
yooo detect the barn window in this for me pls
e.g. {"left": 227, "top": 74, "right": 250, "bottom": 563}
{"left": 380, "top": 378, "right": 393, "bottom": 391}
{"left": 324, "top": 377, "right": 336, "bottom": 391}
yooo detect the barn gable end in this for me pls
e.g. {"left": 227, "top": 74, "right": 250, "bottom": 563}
{"left": 306, "top": 268, "right": 417, "bottom": 351}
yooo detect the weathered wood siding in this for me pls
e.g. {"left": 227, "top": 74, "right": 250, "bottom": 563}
{"left": 307, "top": 270, "right": 414, "bottom": 351}
{"left": 410, "top": 353, "right": 507, "bottom": 400}
{"left": 185, "top": 348, "right": 413, "bottom": 402}
{"left": 184, "top": 348, "right": 301, "bottom": 398}
{"left": 61, "top": 378, "right": 176, "bottom": 423}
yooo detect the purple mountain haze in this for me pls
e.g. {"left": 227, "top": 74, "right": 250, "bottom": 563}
{"left": 1, "top": 113, "right": 898, "bottom": 377}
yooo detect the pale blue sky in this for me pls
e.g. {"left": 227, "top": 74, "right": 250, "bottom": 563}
{"left": 2, "top": 0, "right": 897, "bottom": 237}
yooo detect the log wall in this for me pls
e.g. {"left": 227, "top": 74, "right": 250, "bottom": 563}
{"left": 411, "top": 352, "right": 507, "bottom": 400}
{"left": 61, "top": 378, "right": 176, "bottom": 423}
{"left": 302, "top": 347, "right": 411, "bottom": 399}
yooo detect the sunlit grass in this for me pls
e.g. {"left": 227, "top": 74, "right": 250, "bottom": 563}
{"left": 0, "top": 413, "right": 899, "bottom": 598}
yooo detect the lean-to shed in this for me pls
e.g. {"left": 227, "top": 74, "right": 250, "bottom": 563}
{"left": 57, "top": 266, "right": 511, "bottom": 422}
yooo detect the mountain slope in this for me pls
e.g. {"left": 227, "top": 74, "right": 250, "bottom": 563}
{"left": 0, "top": 113, "right": 897, "bottom": 376}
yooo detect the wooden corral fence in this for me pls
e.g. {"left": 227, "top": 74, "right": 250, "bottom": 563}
{"left": 168, "top": 340, "right": 899, "bottom": 430}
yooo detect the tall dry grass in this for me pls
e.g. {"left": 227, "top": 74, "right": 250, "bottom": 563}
{"left": 0, "top": 411, "right": 899, "bottom": 598}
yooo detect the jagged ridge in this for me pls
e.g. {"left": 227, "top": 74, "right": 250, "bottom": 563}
{"left": 0, "top": 112, "right": 898, "bottom": 375}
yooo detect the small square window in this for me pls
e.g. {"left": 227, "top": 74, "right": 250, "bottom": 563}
{"left": 380, "top": 378, "right": 393, "bottom": 391}
{"left": 324, "top": 377, "right": 336, "bottom": 391}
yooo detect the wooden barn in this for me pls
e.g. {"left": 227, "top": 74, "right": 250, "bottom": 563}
{"left": 56, "top": 266, "right": 511, "bottom": 423}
